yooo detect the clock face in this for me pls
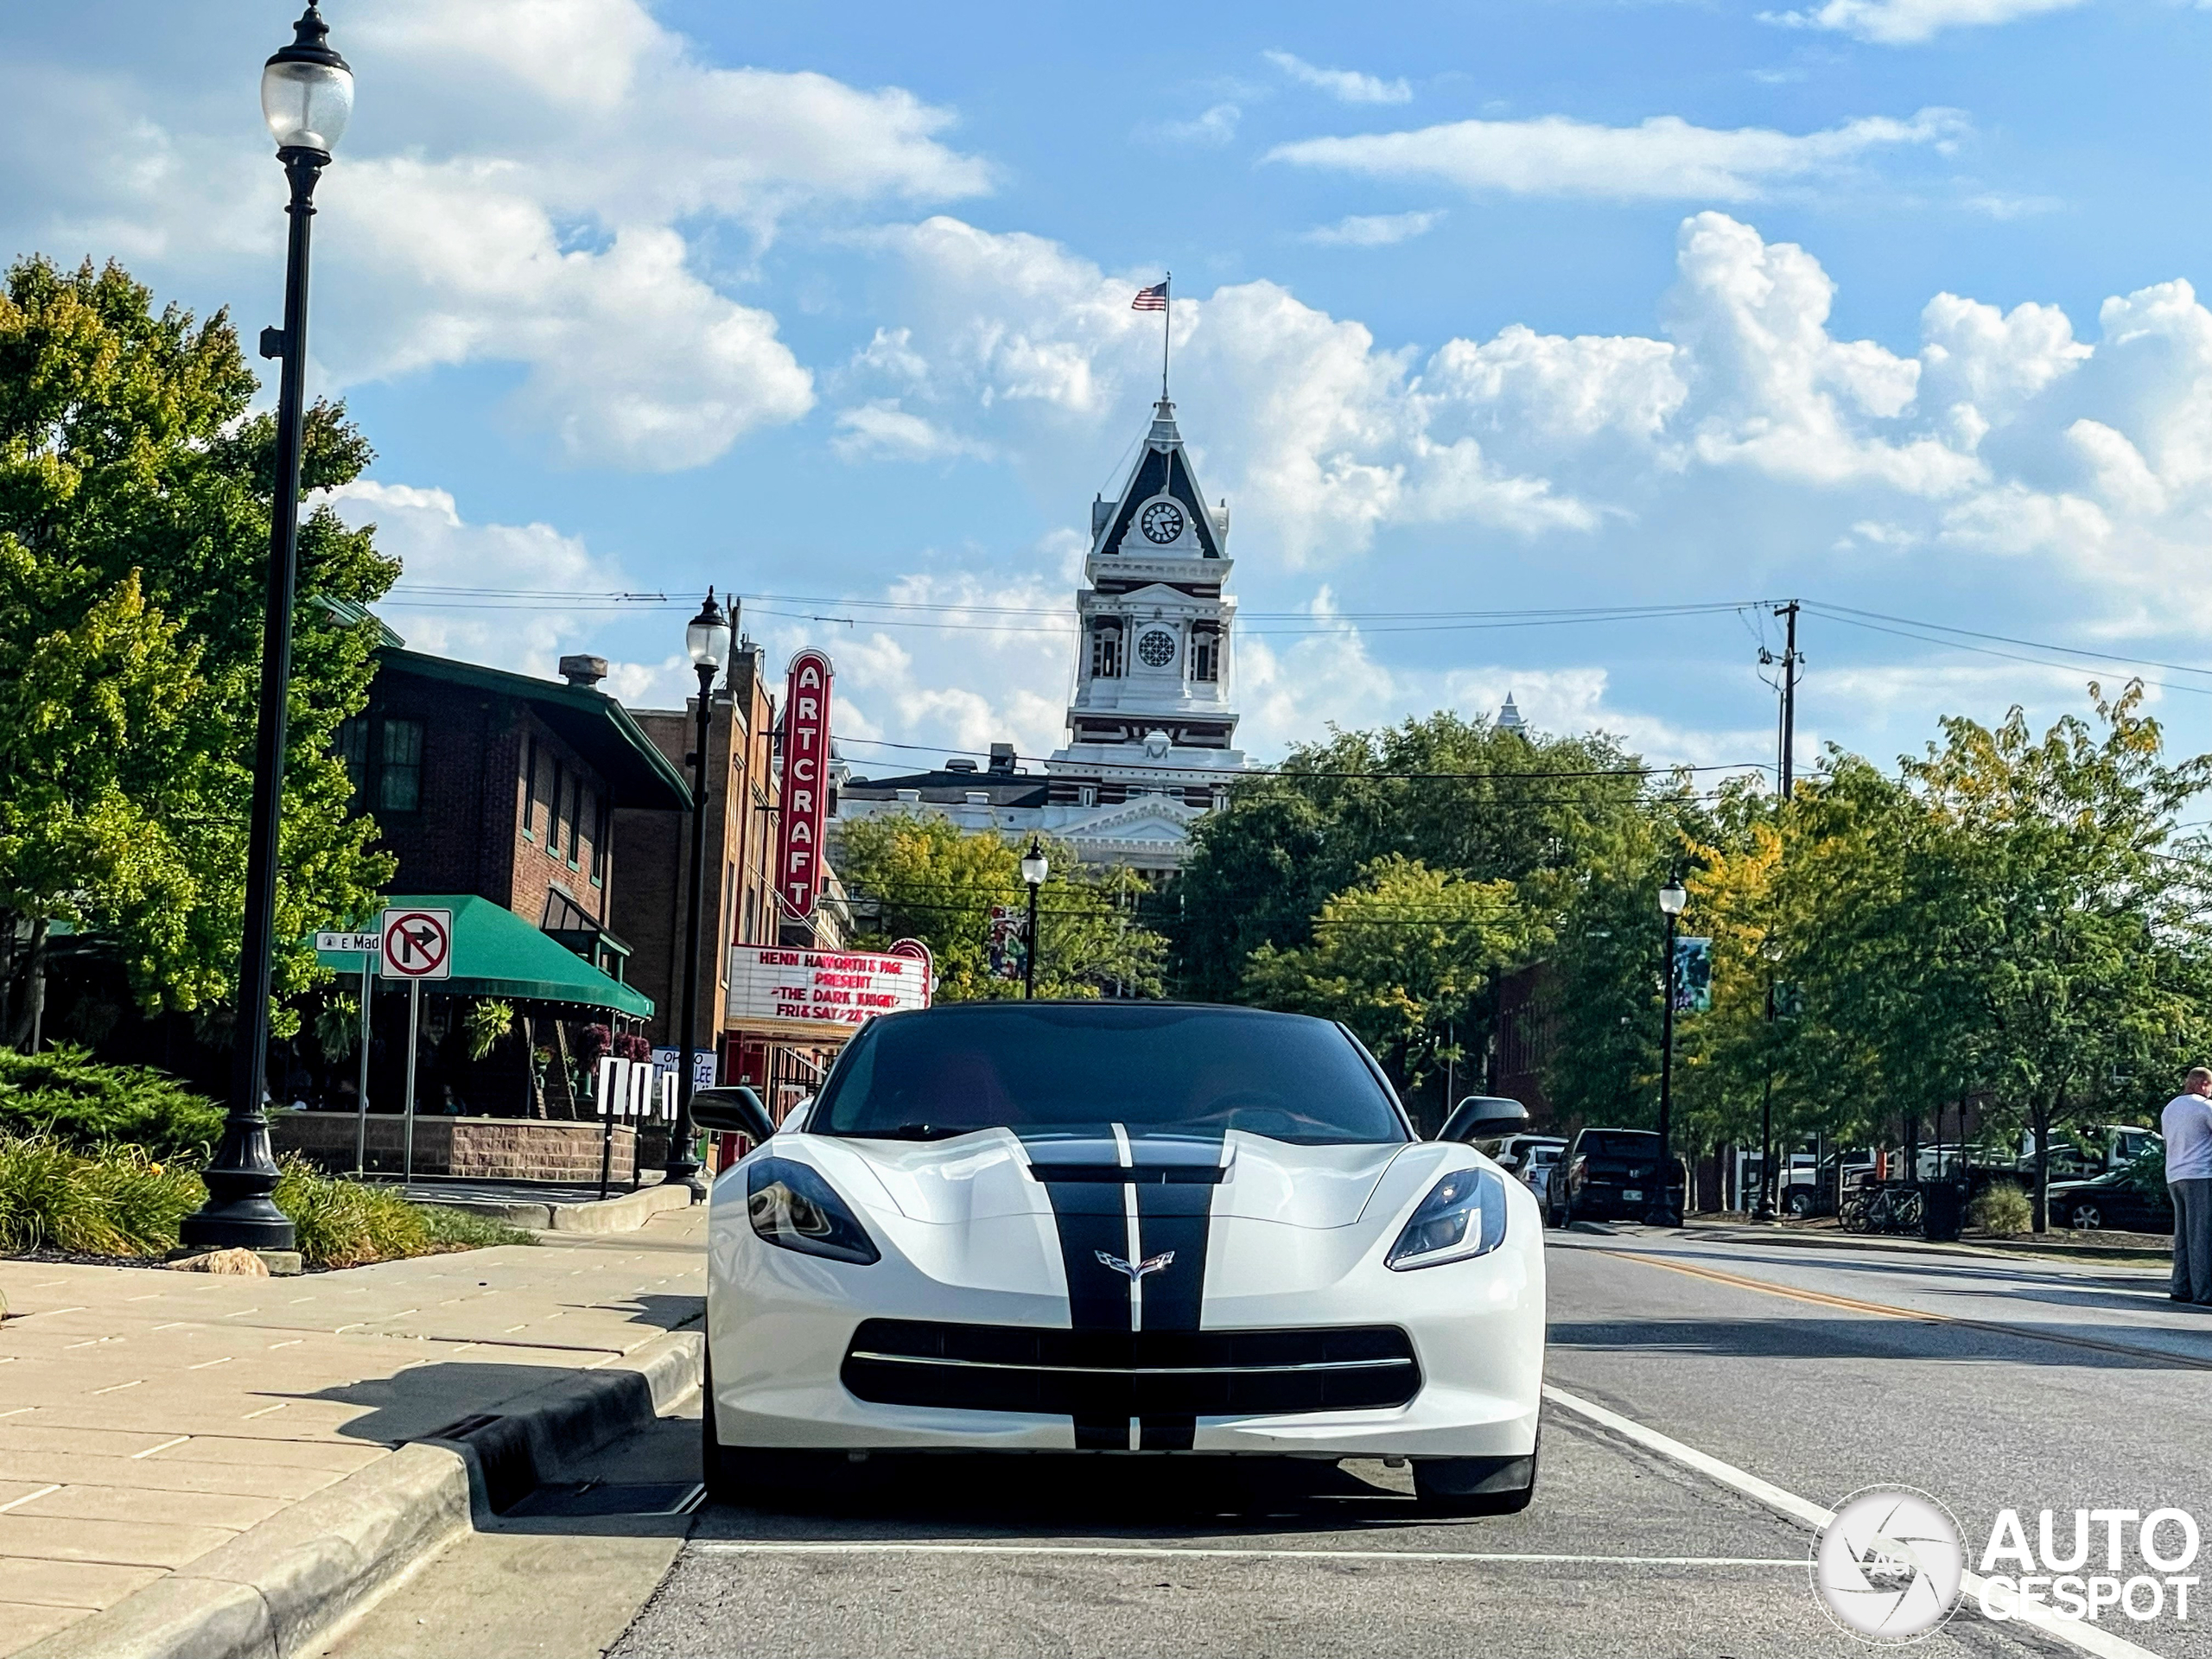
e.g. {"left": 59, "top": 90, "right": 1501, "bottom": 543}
{"left": 1139, "top": 500, "right": 1186, "bottom": 544}
{"left": 1137, "top": 629, "right": 1177, "bottom": 669}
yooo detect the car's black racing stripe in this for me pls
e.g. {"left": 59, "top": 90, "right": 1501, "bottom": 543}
{"left": 1019, "top": 1128, "right": 1132, "bottom": 1448}
{"left": 1133, "top": 1131, "right": 1222, "bottom": 1450}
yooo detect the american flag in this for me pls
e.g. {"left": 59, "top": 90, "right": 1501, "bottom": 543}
{"left": 1132, "top": 282, "right": 1168, "bottom": 311}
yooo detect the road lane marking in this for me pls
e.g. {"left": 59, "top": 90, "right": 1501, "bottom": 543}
{"left": 131, "top": 1435, "right": 189, "bottom": 1459}
{"left": 690, "top": 1542, "right": 1803, "bottom": 1566}
{"left": 1598, "top": 1249, "right": 2212, "bottom": 1372}
{"left": 1541, "top": 1383, "right": 2160, "bottom": 1659}
{"left": 0, "top": 1484, "right": 60, "bottom": 1514}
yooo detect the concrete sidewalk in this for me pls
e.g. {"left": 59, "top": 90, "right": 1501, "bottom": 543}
{"left": 0, "top": 1204, "right": 707, "bottom": 1656}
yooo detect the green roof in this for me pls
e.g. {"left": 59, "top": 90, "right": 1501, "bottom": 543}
{"left": 315, "top": 893, "right": 654, "bottom": 1019}
{"left": 376, "top": 647, "right": 690, "bottom": 810}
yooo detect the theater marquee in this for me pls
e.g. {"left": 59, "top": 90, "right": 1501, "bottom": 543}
{"left": 725, "top": 944, "right": 931, "bottom": 1038}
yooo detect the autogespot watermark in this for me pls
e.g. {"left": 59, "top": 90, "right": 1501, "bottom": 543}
{"left": 1811, "top": 1489, "right": 2202, "bottom": 1643}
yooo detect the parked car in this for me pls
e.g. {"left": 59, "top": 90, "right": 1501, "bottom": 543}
{"left": 1550, "top": 1128, "right": 1685, "bottom": 1226}
{"left": 2044, "top": 1169, "right": 2172, "bottom": 1234}
{"left": 1495, "top": 1137, "right": 1567, "bottom": 1209}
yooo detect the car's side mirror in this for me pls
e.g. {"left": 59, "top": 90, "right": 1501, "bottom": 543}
{"left": 1437, "top": 1095, "right": 1529, "bottom": 1143}
{"left": 690, "top": 1085, "right": 775, "bottom": 1143}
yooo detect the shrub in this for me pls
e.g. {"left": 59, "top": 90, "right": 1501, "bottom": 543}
{"left": 270, "top": 1158, "right": 537, "bottom": 1268}
{"left": 418, "top": 1205, "right": 537, "bottom": 1250}
{"left": 0, "top": 1046, "right": 223, "bottom": 1157}
{"left": 1971, "top": 1180, "right": 2033, "bottom": 1237}
{"left": 0, "top": 1136, "right": 203, "bottom": 1255}
{"left": 0, "top": 1138, "right": 537, "bottom": 1267}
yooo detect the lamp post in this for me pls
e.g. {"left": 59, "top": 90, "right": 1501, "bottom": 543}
{"left": 1648, "top": 876, "right": 1688, "bottom": 1229}
{"left": 181, "top": 6, "right": 353, "bottom": 1253}
{"left": 668, "top": 589, "right": 733, "bottom": 1199}
{"left": 1020, "top": 837, "right": 1048, "bottom": 999}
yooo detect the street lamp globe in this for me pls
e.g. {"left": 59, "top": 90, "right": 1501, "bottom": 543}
{"left": 261, "top": 6, "right": 353, "bottom": 156}
{"left": 1020, "top": 838, "right": 1049, "bottom": 887}
{"left": 1657, "top": 878, "right": 1688, "bottom": 918}
{"left": 686, "top": 589, "right": 731, "bottom": 673}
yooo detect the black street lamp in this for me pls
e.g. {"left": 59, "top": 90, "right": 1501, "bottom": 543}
{"left": 1020, "top": 837, "right": 1048, "bottom": 999}
{"left": 669, "top": 589, "right": 733, "bottom": 1198}
{"left": 1647, "top": 875, "right": 1688, "bottom": 1229}
{"left": 181, "top": 6, "right": 353, "bottom": 1253}
{"left": 1754, "top": 935, "right": 1783, "bottom": 1222}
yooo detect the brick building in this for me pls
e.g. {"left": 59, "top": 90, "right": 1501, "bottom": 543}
{"left": 342, "top": 647, "right": 690, "bottom": 954}
{"left": 609, "top": 642, "right": 783, "bottom": 1056}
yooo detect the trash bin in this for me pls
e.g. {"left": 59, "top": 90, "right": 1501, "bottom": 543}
{"left": 1921, "top": 1179, "right": 1965, "bottom": 1242}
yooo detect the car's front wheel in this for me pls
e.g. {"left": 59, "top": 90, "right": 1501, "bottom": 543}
{"left": 701, "top": 1349, "right": 747, "bottom": 1507}
{"left": 1414, "top": 1447, "right": 1538, "bottom": 1516}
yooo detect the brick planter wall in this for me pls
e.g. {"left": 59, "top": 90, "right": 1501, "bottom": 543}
{"left": 270, "top": 1111, "right": 635, "bottom": 1182}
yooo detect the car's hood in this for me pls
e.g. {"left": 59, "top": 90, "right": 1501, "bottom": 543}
{"left": 799, "top": 1127, "right": 1416, "bottom": 1230}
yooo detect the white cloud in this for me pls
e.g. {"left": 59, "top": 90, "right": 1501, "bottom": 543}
{"left": 1761, "top": 0, "right": 2087, "bottom": 45}
{"left": 328, "top": 480, "right": 693, "bottom": 702}
{"left": 0, "top": 0, "right": 988, "bottom": 472}
{"left": 1263, "top": 51, "right": 1413, "bottom": 105}
{"left": 1147, "top": 105, "right": 1243, "bottom": 146}
{"left": 1300, "top": 210, "right": 1446, "bottom": 246}
{"left": 831, "top": 401, "right": 995, "bottom": 463}
{"left": 765, "top": 566, "right": 1081, "bottom": 766}
{"left": 1264, "top": 107, "right": 1967, "bottom": 202}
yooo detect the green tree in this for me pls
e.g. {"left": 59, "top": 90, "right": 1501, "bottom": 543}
{"left": 832, "top": 815, "right": 1165, "bottom": 1001}
{"left": 1242, "top": 855, "right": 1542, "bottom": 1104}
{"left": 0, "top": 257, "right": 397, "bottom": 1039}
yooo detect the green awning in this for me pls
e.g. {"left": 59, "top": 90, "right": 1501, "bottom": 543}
{"left": 315, "top": 893, "right": 653, "bottom": 1019}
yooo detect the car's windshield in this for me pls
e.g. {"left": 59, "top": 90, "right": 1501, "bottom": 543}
{"left": 814, "top": 1003, "right": 1409, "bottom": 1145}
{"left": 1580, "top": 1131, "right": 1661, "bottom": 1158}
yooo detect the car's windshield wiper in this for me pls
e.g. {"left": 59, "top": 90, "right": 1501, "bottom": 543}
{"left": 855, "top": 1122, "right": 969, "bottom": 1141}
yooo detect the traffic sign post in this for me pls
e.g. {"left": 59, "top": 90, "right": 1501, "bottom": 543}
{"left": 378, "top": 909, "right": 451, "bottom": 1186}
{"left": 314, "top": 932, "right": 384, "bottom": 1176}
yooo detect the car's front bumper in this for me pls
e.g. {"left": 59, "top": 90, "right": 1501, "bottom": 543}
{"left": 706, "top": 1171, "right": 1544, "bottom": 1459}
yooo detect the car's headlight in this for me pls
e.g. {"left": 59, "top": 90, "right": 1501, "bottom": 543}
{"left": 1386, "top": 1166, "right": 1509, "bottom": 1270}
{"left": 747, "top": 1157, "right": 880, "bottom": 1265}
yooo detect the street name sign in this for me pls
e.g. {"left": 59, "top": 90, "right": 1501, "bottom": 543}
{"left": 378, "top": 908, "right": 453, "bottom": 981}
{"left": 315, "top": 931, "right": 382, "bottom": 955}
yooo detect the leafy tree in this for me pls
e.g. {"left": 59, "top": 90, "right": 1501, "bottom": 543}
{"left": 832, "top": 815, "right": 1165, "bottom": 1000}
{"left": 1242, "top": 855, "right": 1542, "bottom": 1103}
{"left": 0, "top": 257, "right": 397, "bottom": 1040}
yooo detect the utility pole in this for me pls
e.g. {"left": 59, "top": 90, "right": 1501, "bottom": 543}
{"left": 1777, "top": 601, "right": 1799, "bottom": 801}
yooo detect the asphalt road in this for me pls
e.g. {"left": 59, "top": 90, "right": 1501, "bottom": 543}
{"left": 335, "top": 1228, "right": 2212, "bottom": 1659}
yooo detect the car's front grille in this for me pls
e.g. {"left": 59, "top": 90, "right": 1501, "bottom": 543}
{"left": 841, "top": 1319, "right": 1421, "bottom": 1417}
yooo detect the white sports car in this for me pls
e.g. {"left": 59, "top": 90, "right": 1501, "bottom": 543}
{"left": 690, "top": 1001, "right": 1545, "bottom": 1514}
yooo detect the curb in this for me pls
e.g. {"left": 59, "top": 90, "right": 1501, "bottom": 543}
{"left": 1687, "top": 1224, "right": 2171, "bottom": 1265}
{"left": 22, "top": 1327, "right": 705, "bottom": 1659}
{"left": 414, "top": 1180, "right": 695, "bottom": 1235}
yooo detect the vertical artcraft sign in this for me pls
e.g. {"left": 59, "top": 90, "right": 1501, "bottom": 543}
{"left": 776, "top": 649, "right": 834, "bottom": 919}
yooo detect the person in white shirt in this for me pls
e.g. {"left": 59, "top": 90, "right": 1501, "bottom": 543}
{"left": 2161, "top": 1067, "right": 2212, "bottom": 1304}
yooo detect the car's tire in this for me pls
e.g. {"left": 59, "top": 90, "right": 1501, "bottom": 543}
{"left": 1786, "top": 1190, "right": 1812, "bottom": 1219}
{"left": 701, "top": 1349, "right": 747, "bottom": 1508}
{"left": 1414, "top": 1446, "right": 1538, "bottom": 1516}
{"left": 2069, "top": 1203, "right": 2103, "bottom": 1230}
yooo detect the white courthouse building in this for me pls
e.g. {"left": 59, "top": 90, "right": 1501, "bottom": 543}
{"left": 836, "top": 395, "right": 1245, "bottom": 880}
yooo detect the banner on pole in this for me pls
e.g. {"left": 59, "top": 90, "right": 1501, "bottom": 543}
{"left": 1673, "top": 937, "right": 1713, "bottom": 1014}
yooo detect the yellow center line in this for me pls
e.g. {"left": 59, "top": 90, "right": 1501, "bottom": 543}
{"left": 1597, "top": 1248, "right": 2212, "bottom": 1372}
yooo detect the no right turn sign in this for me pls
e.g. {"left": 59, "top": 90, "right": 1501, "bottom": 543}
{"left": 379, "top": 908, "right": 453, "bottom": 981}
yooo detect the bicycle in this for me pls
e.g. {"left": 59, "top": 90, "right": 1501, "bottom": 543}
{"left": 1841, "top": 1182, "right": 1924, "bottom": 1235}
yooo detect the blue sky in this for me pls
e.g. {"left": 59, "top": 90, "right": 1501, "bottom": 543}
{"left": 6, "top": 0, "right": 2212, "bottom": 787}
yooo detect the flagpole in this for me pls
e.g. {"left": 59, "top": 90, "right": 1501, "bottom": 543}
{"left": 1161, "top": 271, "right": 1171, "bottom": 402}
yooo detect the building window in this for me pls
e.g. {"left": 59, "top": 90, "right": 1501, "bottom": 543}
{"left": 1191, "top": 626, "right": 1220, "bottom": 683}
{"left": 1136, "top": 628, "right": 1177, "bottom": 670}
{"left": 520, "top": 736, "right": 539, "bottom": 840}
{"left": 1090, "top": 622, "right": 1123, "bottom": 679}
{"left": 1077, "top": 785, "right": 1096, "bottom": 807}
{"left": 742, "top": 888, "right": 758, "bottom": 944}
{"left": 378, "top": 719, "right": 424, "bottom": 814}
{"left": 589, "top": 793, "right": 608, "bottom": 885}
{"left": 337, "top": 717, "right": 369, "bottom": 810}
{"left": 565, "top": 776, "right": 582, "bottom": 868}
{"left": 550, "top": 762, "right": 567, "bottom": 857}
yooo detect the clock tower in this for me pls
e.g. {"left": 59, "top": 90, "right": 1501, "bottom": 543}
{"left": 1046, "top": 394, "right": 1244, "bottom": 812}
